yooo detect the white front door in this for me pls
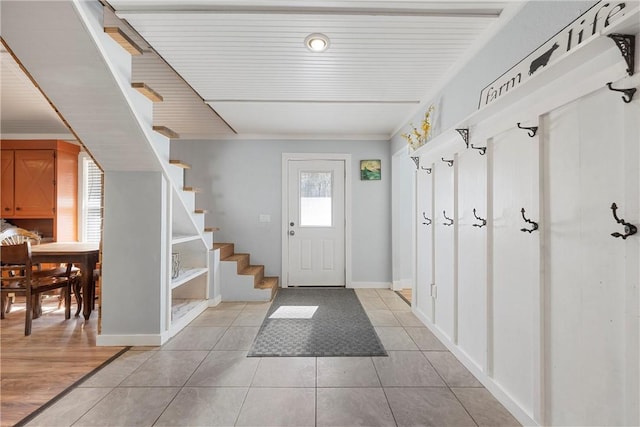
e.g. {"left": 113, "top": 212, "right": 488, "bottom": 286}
{"left": 286, "top": 159, "right": 345, "bottom": 286}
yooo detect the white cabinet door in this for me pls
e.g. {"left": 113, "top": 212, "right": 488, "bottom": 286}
{"left": 491, "top": 125, "right": 540, "bottom": 417}
{"left": 415, "top": 158, "right": 434, "bottom": 321}
{"left": 457, "top": 147, "right": 488, "bottom": 370}
{"left": 543, "top": 86, "right": 639, "bottom": 426}
{"left": 433, "top": 153, "right": 457, "bottom": 341}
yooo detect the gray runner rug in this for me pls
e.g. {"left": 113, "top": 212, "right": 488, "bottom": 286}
{"left": 248, "top": 288, "right": 387, "bottom": 357}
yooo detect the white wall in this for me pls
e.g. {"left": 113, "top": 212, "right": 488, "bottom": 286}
{"left": 172, "top": 139, "right": 392, "bottom": 285}
{"left": 101, "top": 171, "right": 166, "bottom": 338}
{"left": 391, "top": 148, "right": 415, "bottom": 290}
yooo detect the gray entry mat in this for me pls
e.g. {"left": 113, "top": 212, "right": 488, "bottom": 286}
{"left": 248, "top": 288, "right": 387, "bottom": 357}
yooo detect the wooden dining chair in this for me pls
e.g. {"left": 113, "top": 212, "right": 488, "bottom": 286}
{"left": 0, "top": 242, "right": 73, "bottom": 335}
{"left": 0, "top": 227, "right": 81, "bottom": 316}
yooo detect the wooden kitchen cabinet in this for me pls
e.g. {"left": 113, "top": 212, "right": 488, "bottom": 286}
{"left": 1, "top": 140, "right": 80, "bottom": 241}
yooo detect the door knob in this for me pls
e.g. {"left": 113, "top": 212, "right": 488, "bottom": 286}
{"left": 289, "top": 230, "right": 295, "bottom": 236}
{"left": 290, "top": 222, "right": 295, "bottom": 226}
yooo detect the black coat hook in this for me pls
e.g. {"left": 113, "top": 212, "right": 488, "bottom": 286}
{"left": 606, "top": 82, "right": 637, "bottom": 103}
{"left": 422, "top": 212, "right": 432, "bottom": 226}
{"left": 442, "top": 210, "right": 454, "bottom": 226}
{"left": 441, "top": 157, "right": 454, "bottom": 167}
{"left": 472, "top": 208, "right": 487, "bottom": 228}
{"left": 517, "top": 122, "right": 538, "bottom": 137}
{"left": 470, "top": 144, "right": 487, "bottom": 155}
{"left": 520, "top": 208, "right": 538, "bottom": 233}
{"left": 420, "top": 166, "right": 432, "bottom": 174}
{"left": 610, "top": 203, "right": 637, "bottom": 239}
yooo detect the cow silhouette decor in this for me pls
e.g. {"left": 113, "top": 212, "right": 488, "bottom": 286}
{"left": 529, "top": 43, "right": 559, "bottom": 75}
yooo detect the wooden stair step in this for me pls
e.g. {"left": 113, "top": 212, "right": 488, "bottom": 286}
{"left": 169, "top": 160, "right": 191, "bottom": 169}
{"left": 257, "top": 277, "right": 279, "bottom": 300}
{"left": 204, "top": 227, "right": 220, "bottom": 232}
{"left": 131, "top": 82, "right": 163, "bottom": 102}
{"left": 226, "top": 253, "right": 250, "bottom": 273}
{"left": 104, "top": 27, "right": 143, "bottom": 55}
{"left": 213, "top": 243, "right": 234, "bottom": 260}
{"left": 257, "top": 276, "right": 278, "bottom": 289}
{"left": 240, "top": 265, "right": 264, "bottom": 285}
{"left": 183, "top": 186, "right": 201, "bottom": 193}
{"left": 153, "top": 126, "right": 179, "bottom": 139}
{"left": 194, "top": 209, "right": 208, "bottom": 214}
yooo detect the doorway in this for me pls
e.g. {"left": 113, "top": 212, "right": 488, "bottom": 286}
{"left": 282, "top": 154, "right": 351, "bottom": 287}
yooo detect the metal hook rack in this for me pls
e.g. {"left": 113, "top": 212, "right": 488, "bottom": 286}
{"left": 442, "top": 210, "right": 454, "bottom": 226}
{"left": 517, "top": 122, "right": 538, "bottom": 137}
{"left": 472, "top": 208, "right": 487, "bottom": 228}
{"left": 420, "top": 166, "right": 432, "bottom": 174}
{"left": 422, "top": 212, "right": 432, "bottom": 226}
{"left": 607, "top": 33, "right": 635, "bottom": 76}
{"left": 470, "top": 144, "right": 487, "bottom": 155}
{"left": 441, "top": 157, "right": 454, "bottom": 167}
{"left": 520, "top": 208, "right": 538, "bottom": 233}
{"left": 455, "top": 128, "right": 470, "bottom": 148}
{"left": 410, "top": 156, "right": 420, "bottom": 169}
{"left": 606, "top": 82, "right": 636, "bottom": 103}
{"left": 610, "top": 202, "right": 637, "bottom": 239}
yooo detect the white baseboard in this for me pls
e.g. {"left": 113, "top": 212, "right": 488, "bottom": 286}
{"left": 208, "top": 295, "right": 222, "bottom": 307}
{"left": 411, "top": 306, "right": 537, "bottom": 427}
{"left": 392, "top": 279, "right": 412, "bottom": 291}
{"left": 349, "top": 282, "right": 391, "bottom": 289}
{"left": 96, "top": 333, "right": 167, "bottom": 347}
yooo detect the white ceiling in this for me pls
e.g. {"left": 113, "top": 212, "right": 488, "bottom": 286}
{"left": 1, "top": 0, "right": 515, "bottom": 142}
{"left": 0, "top": 46, "right": 74, "bottom": 139}
{"left": 111, "top": 0, "right": 510, "bottom": 139}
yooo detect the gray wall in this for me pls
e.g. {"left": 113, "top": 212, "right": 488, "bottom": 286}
{"left": 391, "top": 0, "right": 597, "bottom": 153}
{"left": 172, "top": 139, "right": 392, "bottom": 284}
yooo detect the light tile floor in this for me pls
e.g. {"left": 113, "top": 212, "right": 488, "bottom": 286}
{"left": 26, "top": 289, "right": 521, "bottom": 427}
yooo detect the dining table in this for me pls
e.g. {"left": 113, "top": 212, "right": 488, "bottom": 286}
{"left": 31, "top": 242, "right": 100, "bottom": 320}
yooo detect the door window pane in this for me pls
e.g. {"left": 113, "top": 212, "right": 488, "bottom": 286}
{"left": 300, "top": 171, "right": 332, "bottom": 226}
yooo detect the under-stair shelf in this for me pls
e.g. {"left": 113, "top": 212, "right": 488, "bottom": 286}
{"left": 171, "top": 234, "right": 201, "bottom": 245}
{"left": 104, "top": 26, "right": 143, "bottom": 55}
{"left": 131, "top": 82, "right": 163, "bottom": 102}
{"left": 171, "top": 267, "right": 208, "bottom": 290}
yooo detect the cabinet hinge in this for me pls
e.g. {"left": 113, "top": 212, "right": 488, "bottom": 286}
{"left": 53, "top": 179, "right": 56, "bottom": 186}
{"left": 53, "top": 151, "right": 57, "bottom": 159}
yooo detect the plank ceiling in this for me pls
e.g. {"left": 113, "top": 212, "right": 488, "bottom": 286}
{"left": 1, "top": 1, "right": 513, "bottom": 141}
{"left": 109, "top": 0, "right": 511, "bottom": 139}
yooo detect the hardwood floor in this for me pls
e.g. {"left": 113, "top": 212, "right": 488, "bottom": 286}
{"left": 397, "top": 288, "right": 412, "bottom": 304}
{"left": 0, "top": 297, "right": 125, "bottom": 427}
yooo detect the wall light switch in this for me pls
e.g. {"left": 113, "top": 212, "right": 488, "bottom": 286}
{"left": 259, "top": 214, "right": 271, "bottom": 223}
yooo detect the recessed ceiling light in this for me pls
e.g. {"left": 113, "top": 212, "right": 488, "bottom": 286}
{"left": 305, "top": 33, "right": 329, "bottom": 52}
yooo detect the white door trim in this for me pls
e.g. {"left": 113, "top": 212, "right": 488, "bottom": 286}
{"left": 282, "top": 153, "right": 352, "bottom": 288}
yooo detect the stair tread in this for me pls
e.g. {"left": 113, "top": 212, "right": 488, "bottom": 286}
{"left": 213, "top": 243, "right": 235, "bottom": 259}
{"left": 204, "top": 227, "right": 220, "bottom": 232}
{"left": 131, "top": 82, "right": 163, "bottom": 102}
{"left": 240, "top": 265, "right": 264, "bottom": 276}
{"left": 257, "top": 276, "right": 279, "bottom": 289}
{"left": 169, "top": 159, "right": 191, "bottom": 169}
{"left": 194, "top": 209, "right": 208, "bottom": 214}
{"left": 226, "top": 253, "right": 249, "bottom": 261}
{"left": 153, "top": 125, "right": 179, "bottom": 139}
{"left": 183, "top": 186, "right": 201, "bottom": 192}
